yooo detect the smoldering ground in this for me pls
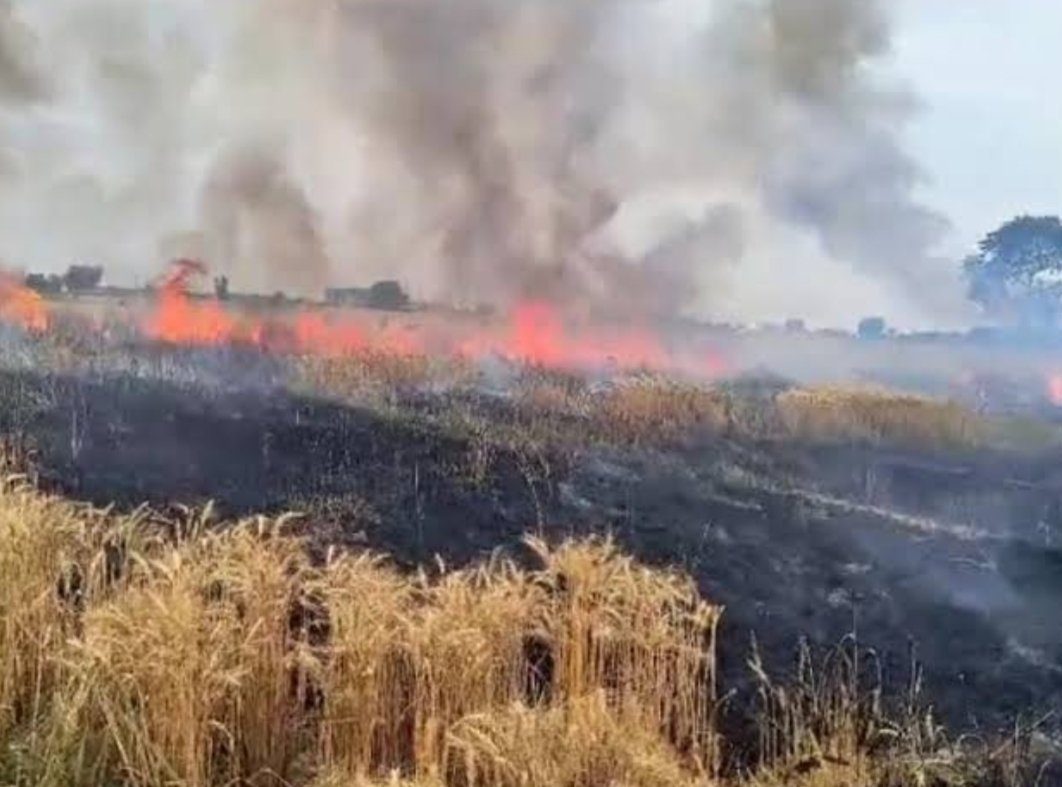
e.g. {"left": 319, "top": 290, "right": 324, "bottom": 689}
{"left": 0, "top": 0, "right": 969, "bottom": 327}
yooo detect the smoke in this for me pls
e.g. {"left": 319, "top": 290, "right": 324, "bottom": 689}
{"left": 200, "top": 145, "right": 331, "bottom": 297}
{"left": 0, "top": 0, "right": 967, "bottom": 326}
{"left": 759, "top": 1, "right": 950, "bottom": 284}
{"left": 0, "top": 2, "right": 44, "bottom": 103}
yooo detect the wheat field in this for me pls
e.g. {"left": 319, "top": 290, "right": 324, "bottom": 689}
{"left": 0, "top": 472, "right": 726, "bottom": 787}
{"left": 1, "top": 466, "right": 1050, "bottom": 787}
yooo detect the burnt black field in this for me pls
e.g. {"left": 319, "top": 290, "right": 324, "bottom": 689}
{"left": 2, "top": 338, "right": 1062, "bottom": 742}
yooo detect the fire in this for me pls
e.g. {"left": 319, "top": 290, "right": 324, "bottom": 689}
{"left": 510, "top": 300, "right": 566, "bottom": 367}
{"left": 1047, "top": 373, "right": 1062, "bottom": 406}
{"left": 3, "top": 259, "right": 729, "bottom": 380}
{"left": 146, "top": 259, "right": 240, "bottom": 345}
{"left": 139, "top": 261, "right": 730, "bottom": 378}
{"left": 0, "top": 275, "right": 48, "bottom": 332}
{"left": 493, "top": 300, "right": 724, "bottom": 376}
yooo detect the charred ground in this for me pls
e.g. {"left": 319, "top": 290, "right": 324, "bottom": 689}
{"left": 2, "top": 342, "right": 1061, "bottom": 742}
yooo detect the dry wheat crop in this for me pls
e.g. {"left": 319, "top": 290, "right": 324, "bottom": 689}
{"left": 775, "top": 386, "right": 986, "bottom": 450}
{"left": 0, "top": 477, "right": 723, "bottom": 787}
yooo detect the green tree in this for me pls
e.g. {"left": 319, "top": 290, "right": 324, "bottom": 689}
{"left": 963, "top": 215, "right": 1062, "bottom": 327}
{"left": 857, "top": 316, "right": 887, "bottom": 340}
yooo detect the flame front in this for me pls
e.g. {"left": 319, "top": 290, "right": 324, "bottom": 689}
{"left": 0, "top": 275, "right": 48, "bottom": 332}
{"left": 1047, "top": 373, "right": 1062, "bottom": 406}
{"left": 1, "top": 260, "right": 730, "bottom": 379}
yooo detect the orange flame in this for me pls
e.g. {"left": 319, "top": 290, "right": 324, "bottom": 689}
{"left": 1047, "top": 373, "right": 1062, "bottom": 406}
{"left": 491, "top": 299, "right": 724, "bottom": 376}
{"left": 0, "top": 275, "right": 48, "bottom": 332}
{"left": 60, "top": 259, "right": 730, "bottom": 380}
{"left": 147, "top": 259, "right": 239, "bottom": 345}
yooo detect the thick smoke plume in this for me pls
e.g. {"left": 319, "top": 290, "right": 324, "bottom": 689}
{"left": 0, "top": 0, "right": 966, "bottom": 325}
{"left": 0, "top": 3, "right": 43, "bottom": 103}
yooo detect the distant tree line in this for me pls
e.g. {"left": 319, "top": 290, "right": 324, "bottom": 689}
{"left": 325, "top": 280, "right": 411, "bottom": 311}
{"left": 21, "top": 222, "right": 1062, "bottom": 335}
{"left": 24, "top": 264, "right": 103, "bottom": 295}
{"left": 22, "top": 263, "right": 418, "bottom": 315}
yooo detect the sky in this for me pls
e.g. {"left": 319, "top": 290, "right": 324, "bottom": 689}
{"left": 888, "top": 0, "right": 1062, "bottom": 258}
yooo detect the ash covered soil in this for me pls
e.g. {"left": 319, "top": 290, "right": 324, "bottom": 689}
{"left": 2, "top": 345, "right": 1062, "bottom": 736}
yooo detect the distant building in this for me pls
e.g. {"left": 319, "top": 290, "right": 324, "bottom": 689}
{"left": 325, "top": 287, "right": 372, "bottom": 307}
{"left": 326, "top": 280, "right": 411, "bottom": 311}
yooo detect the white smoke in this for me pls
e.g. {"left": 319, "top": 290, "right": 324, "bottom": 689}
{"left": 0, "top": 0, "right": 970, "bottom": 326}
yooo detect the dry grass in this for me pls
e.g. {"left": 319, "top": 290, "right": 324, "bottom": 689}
{"left": 442, "top": 692, "right": 699, "bottom": 787}
{"left": 592, "top": 378, "right": 731, "bottom": 444}
{"left": 445, "top": 374, "right": 1000, "bottom": 456}
{"left": 775, "top": 386, "right": 987, "bottom": 451}
{"left": 514, "top": 370, "right": 591, "bottom": 421}
{"left": 510, "top": 376, "right": 995, "bottom": 454}
{"left": 286, "top": 345, "right": 996, "bottom": 455}
{"left": 746, "top": 637, "right": 1056, "bottom": 787}
{"left": 293, "top": 353, "right": 477, "bottom": 405}
{"left": 297, "top": 357, "right": 1051, "bottom": 461}
{"left": 5, "top": 315, "right": 1036, "bottom": 457}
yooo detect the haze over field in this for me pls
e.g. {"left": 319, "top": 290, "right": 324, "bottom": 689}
{"left": 0, "top": 0, "right": 1056, "bottom": 329}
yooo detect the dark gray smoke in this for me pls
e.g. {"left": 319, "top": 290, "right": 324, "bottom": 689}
{"left": 758, "top": 0, "right": 951, "bottom": 286}
{"left": 201, "top": 146, "right": 330, "bottom": 298}
{"left": 0, "top": 2, "right": 44, "bottom": 103}
{"left": 0, "top": 0, "right": 969, "bottom": 326}
{"left": 332, "top": 0, "right": 622, "bottom": 310}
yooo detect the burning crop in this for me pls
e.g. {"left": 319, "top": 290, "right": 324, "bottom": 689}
{"left": 1047, "top": 373, "right": 1062, "bottom": 407}
{"left": 0, "top": 274, "right": 48, "bottom": 333}
{"left": 147, "top": 258, "right": 240, "bottom": 346}
{"left": 2, "top": 260, "right": 731, "bottom": 382}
